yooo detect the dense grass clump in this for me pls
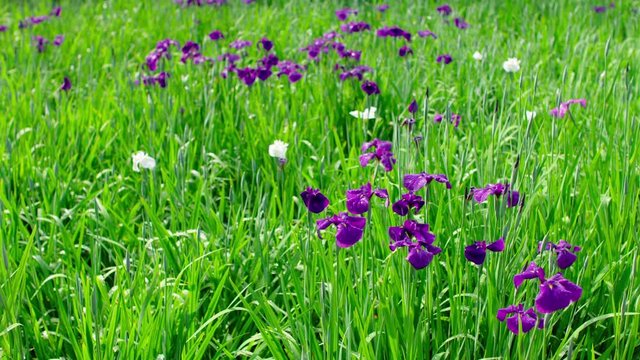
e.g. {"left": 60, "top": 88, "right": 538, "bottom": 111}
{"left": 0, "top": 1, "right": 639, "bottom": 359}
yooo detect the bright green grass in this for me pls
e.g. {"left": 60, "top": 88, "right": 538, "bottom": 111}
{"left": 0, "top": 0, "right": 639, "bottom": 359}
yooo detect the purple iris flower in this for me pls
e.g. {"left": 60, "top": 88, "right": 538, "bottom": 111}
{"left": 451, "top": 114, "right": 461, "bottom": 127}
{"left": 399, "top": 45, "right": 413, "bottom": 57}
{"left": 34, "top": 36, "right": 48, "bottom": 52}
{"left": 497, "top": 304, "right": 544, "bottom": 334}
{"left": 360, "top": 138, "right": 396, "bottom": 172}
{"left": 377, "top": 4, "right": 389, "bottom": 12}
{"left": 236, "top": 67, "right": 258, "bottom": 86}
{"left": 437, "top": 4, "right": 452, "bottom": 16}
{"left": 376, "top": 26, "right": 412, "bottom": 41}
{"left": 540, "top": 240, "right": 582, "bottom": 269}
{"left": 408, "top": 99, "right": 418, "bottom": 114}
{"left": 436, "top": 54, "right": 453, "bottom": 64}
{"left": 550, "top": 98, "right": 587, "bottom": 118}
{"left": 0, "top": 25, "right": 6, "bottom": 32}
{"left": 181, "top": 41, "right": 200, "bottom": 62}
{"left": 392, "top": 192, "right": 425, "bottom": 216}
{"left": 256, "top": 67, "right": 272, "bottom": 81}
{"left": 389, "top": 220, "right": 441, "bottom": 269}
{"left": 418, "top": 30, "right": 438, "bottom": 39}
{"left": 51, "top": 7, "right": 62, "bottom": 17}
{"left": 469, "top": 183, "right": 520, "bottom": 207}
{"left": 60, "top": 77, "right": 72, "bottom": 91}
{"left": 218, "top": 52, "right": 241, "bottom": 64}
{"left": 337, "top": 48, "right": 362, "bottom": 61}
{"left": 339, "top": 65, "right": 372, "bottom": 81}
{"left": 139, "top": 72, "right": 170, "bottom": 88}
{"left": 536, "top": 273, "right": 582, "bottom": 314}
{"left": 146, "top": 39, "right": 179, "bottom": 71}
{"left": 401, "top": 118, "right": 416, "bottom": 130}
{"left": 53, "top": 35, "right": 64, "bottom": 46}
{"left": 301, "top": 187, "right": 330, "bottom": 213}
{"left": 259, "top": 53, "right": 279, "bottom": 68}
{"left": 434, "top": 113, "right": 444, "bottom": 123}
{"left": 454, "top": 17, "right": 469, "bottom": 29}
{"left": 346, "top": 183, "right": 389, "bottom": 215}
{"left": 335, "top": 8, "right": 358, "bottom": 21}
{"left": 464, "top": 238, "right": 505, "bottom": 265}
{"left": 513, "top": 262, "right": 546, "bottom": 289}
{"left": 230, "top": 39, "right": 252, "bottom": 50}
{"left": 277, "top": 60, "right": 305, "bottom": 83}
{"left": 209, "top": 30, "right": 224, "bottom": 41}
{"left": 403, "top": 173, "right": 452, "bottom": 192}
{"left": 317, "top": 213, "right": 366, "bottom": 248}
{"left": 19, "top": 15, "right": 50, "bottom": 29}
{"left": 340, "top": 22, "right": 371, "bottom": 34}
{"left": 258, "top": 37, "right": 273, "bottom": 52}
{"left": 361, "top": 80, "right": 380, "bottom": 95}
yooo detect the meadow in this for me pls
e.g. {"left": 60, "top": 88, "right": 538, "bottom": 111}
{"left": 0, "top": 0, "right": 639, "bottom": 359}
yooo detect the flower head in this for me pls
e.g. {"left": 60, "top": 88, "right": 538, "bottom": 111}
{"left": 403, "top": 173, "right": 451, "bottom": 192}
{"left": 139, "top": 72, "right": 170, "bottom": 88}
{"left": 513, "top": 262, "right": 546, "bottom": 289}
{"left": 268, "top": 140, "right": 288, "bottom": 161}
{"left": 230, "top": 39, "right": 252, "bottom": 50}
{"left": 418, "top": 30, "right": 437, "bottom": 39}
{"left": 335, "top": 8, "right": 358, "bottom": 21}
{"left": 436, "top": 54, "right": 452, "bottom": 64}
{"left": 469, "top": 183, "right": 520, "bottom": 207}
{"left": 392, "top": 192, "right": 425, "bottom": 216}
{"left": 132, "top": 151, "right": 156, "bottom": 172}
{"left": 349, "top": 107, "right": 377, "bottom": 120}
{"left": 359, "top": 138, "right": 396, "bottom": 172}
{"left": 473, "top": 51, "right": 483, "bottom": 61}
{"left": 389, "top": 220, "right": 441, "bottom": 269}
{"left": 408, "top": 99, "right": 418, "bottom": 114}
{"left": 340, "top": 22, "right": 371, "bottom": 34}
{"left": 536, "top": 273, "right": 582, "bottom": 313}
{"left": 398, "top": 45, "right": 413, "bottom": 57}
{"left": 317, "top": 212, "right": 366, "bottom": 248}
{"left": 377, "top": 4, "right": 389, "bottom": 12}
{"left": 550, "top": 98, "right": 587, "bottom": 118}
{"left": 436, "top": 4, "right": 452, "bottom": 16}
{"left": 60, "top": 77, "right": 72, "bottom": 91}
{"left": 540, "top": 240, "right": 581, "bottom": 269}
{"left": 208, "top": 30, "right": 224, "bottom": 41}
{"left": 526, "top": 110, "right": 537, "bottom": 121}
{"left": 376, "top": 26, "right": 411, "bottom": 41}
{"left": 300, "top": 187, "right": 330, "bottom": 213}
{"left": 258, "top": 37, "right": 273, "bottom": 51}
{"left": 503, "top": 58, "right": 521, "bottom": 72}
{"left": 361, "top": 80, "right": 380, "bottom": 95}
{"left": 53, "top": 35, "right": 64, "bottom": 46}
{"left": 464, "top": 238, "right": 505, "bottom": 265}
{"left": 346, "top": 183, "right": 389, "bottom": 215}
{"left": 497, "top": 304, "right": 544, "bottom": 334}
{"left": 454, "top": 17, "right": 469, "bottom": 29}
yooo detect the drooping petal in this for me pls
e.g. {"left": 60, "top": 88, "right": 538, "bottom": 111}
{"left": 487, "top": 238, "right": 505, "bottom": 252}
{"left": 557, "top": 250, "right": 578, "bottom": 269}
{"left": 392, "top": 199, "right": 409, "bottom": 216}
{"left": 406, "top": 247, "right": 434, "bottom": 269}
{"left": 464, "top": 242, "right": 486, "bottom": 265}
{"left": 403, "top": 173, "right": 428, "bottom": 192}
{"left": 535, "top": 274, "right": 582, "bottom": 314}
{"left": 496, "top": 305, "right": 519, "bottom": 321}
{"left": 513, "top": 262, "right": 546, "bottom": 289}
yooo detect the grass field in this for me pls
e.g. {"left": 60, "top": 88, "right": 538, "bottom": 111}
{"left": 1, "top": 1, "right": 639, "bottom": 359}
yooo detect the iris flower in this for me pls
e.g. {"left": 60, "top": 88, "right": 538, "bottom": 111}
{"left": 418, "top": 30, "right": 437, "bottom": 39}
{"left": 338, "top": 65, "right": 372, "bottom": 81}
{"left": 436, "top": 54, "right": 452, "bottom": 64}
{"left": 454, "top": 17, "right": 469, "bottom": 29}
{"left": 408, "top": 99, "right": 418, "bottom": 114}
{"left": 317, "top": 213, "right": 366, "bottom": 248}
{"left": 139, "top": 72, "right": 170, "bottom": 88}
{"left": 230, "top": 39, "right": 252, "bottom": 50}
{"left": 540, "top": 240, "right": 581, "bottom": 269}
{"left": 359, "top": 138, "right": 396, "bottom": 172}
{"left": 497, "top": 304, "right": 544, "bottom": 334}
{"left": 403, "top": 173, "right": 451, "bottom": 192}
{"left": 258, "top": 37, "right": 273, "bottom": 52}
{"left": 535, "top": 273, "right": 582, "bottom": 313}
{"left": 513, "top": 262, "right": 546, "bottom": 289}
{"left": 301, "top": 188, "right": 330, "bottom": 213}
{"left": 60, "top": 77, "right": 72, "bottom": 91}
{"left": 389, "top": 220, "right": 442, "bottom": 269}
{"left": 376, "top": 26, "right": 411, "bottom": 41}
{"left": 349, "top": 107, "right": 377, "bottom": 119}
{"left": 392, "top": 192, "right": 425, "bottom": 216}
{"left": 335, "top": 8, "right": 358, "bottom": 21}
{"left": 469, "top": 183, "right": 520, "bottom": 207}
{"left": 361, "top": 80, "right": 380, "bottom": 95}
{"left": 377, "top": 4, "right": 389, "bottom": 12}
{"left": 464, "top": 238, "right": 505, "bottom": 265}
{"left": 208, "top": 30, "right": 224, "bottom": 41}
{"left": 132, "top": 151, "right": 156, "bottom": 172}
{"left": 346, "top": 183, "right": 389, "bottom": 214}
{"left": 436, "top": 4, "right": 452, "bottom": 16}
{"left": 550, "top": 99, "right": 587, "bottom": 118}
{"left": 399, "top": 45, "right": 413, "bottom": 57}
{"left": 340, "top": 22, "right": 371, "bottom": 34}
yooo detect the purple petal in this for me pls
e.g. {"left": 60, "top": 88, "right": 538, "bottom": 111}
{"left": 406, "top": 247, "right": 434, "bottom": 270}
{"left": 464, "top": 243, "right": 486, "bottom": 265}
{"left": 487, "top": 238, "right": 505, "bottom": 252}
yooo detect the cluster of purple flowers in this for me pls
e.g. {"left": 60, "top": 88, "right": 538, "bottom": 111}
{"left": 498, "top": 241, "right": 582, "bottom": 334}
{"left": 33, "top": 35, "right": 64, "bottom": 52}
{"left": 18, "top": 7, "right": 61, "bottom": 29}
{"left": 434, "top": 112, "right": 461, "bottom": 128}
{"left": 550, "top": 98, "right": 587, "bottom": 118}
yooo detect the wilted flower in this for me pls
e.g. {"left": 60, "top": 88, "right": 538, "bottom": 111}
{"left": 60, "top": 77, "right": 72, "bottom": 91}
{"left": 349, "top": 107, "right": 377, "bottom": 119}
{"left": 536, "top": 273, "right": 582, "bottom": 313}
{"left": 473, "top": 51, "right": 483, "bottom": 61}
{"left": 346, "top": 183, "right": 389, "bottom": 214}
{"left": 132, "top": 151, "right": 156, "bottom": 172}
{"left": 526, "top": 111, "right": 537, "bottom": 121}
{"left": 454, "top": 17, "right": 469, "bottom": 29}
{"left": 403, "top": 172, "right": 452, "bottom": 192}
{"left": 317, "top": 213, "right": 366, "bottom": 248}
{"left": 300, "top": 187, "right": 330, "bottom": 213}
{"left": 550, "top": 99, "right": 587, "bottom": 118}
{"left": 497, "top": 304, "right": 544, "bottom": 334}
{"left": 436, "top": 4, "right": 452, "bottom": 16}
{"left": 464, "top": 238, "right": 505, "bottom": 265}
{"left": 418, "top": 30, "right": 437, "bottom": 39}
{"left": 361, "top": 80, "right": 380, "bottom": 95}
{"left": 540, "top": 240, "right": 581, "bottom": 269}
{"left": 360, "top": 138, "right": 396, "bottom": 172}
{"left": 503, "top": 58, "right": 521, "bottom": 72}
{"left": 389, "top": 220, "right": 441, "bottom": 269}
{"left": 399, "top": 45, "right": 413, "bottom": 57}
{"left": 268, "top": 140, "right": 288, "bottom": 161}
{"left": 208, "top": 30, "right": 224, "bottom": 41}
{"left": 513, "top": 262, "right": 546, "bottom": 289}
{"left": 436, "top": 54, "right": 452, "bottom": 64}
{"left": 392, "top": 192, "right": 425, "bottom": 216}
{"left": 335, "top": 8, "right": 358, "bottom": 21}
